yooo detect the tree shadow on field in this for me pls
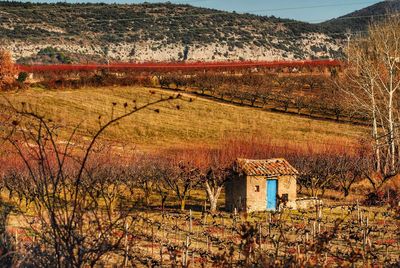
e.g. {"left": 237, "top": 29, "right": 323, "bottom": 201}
{"left": 134, "top": 204, "right": 205, "bottom": 213}
{"left": 163, "top": 204, "right": 204, "bottom": 213}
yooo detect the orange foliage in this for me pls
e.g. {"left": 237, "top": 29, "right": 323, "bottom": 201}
{"left": 0, "top": 50, "right": 18, "bottom": 90}
{"left": 160, "top": 135, "right": 363, "bottom": 171}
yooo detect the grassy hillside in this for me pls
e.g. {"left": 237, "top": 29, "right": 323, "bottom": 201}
{"left": 1, "top": 86, "right": 365, "bottom": 150}
{"left": 2, "top": 1, "right": 396, "bottom": 62}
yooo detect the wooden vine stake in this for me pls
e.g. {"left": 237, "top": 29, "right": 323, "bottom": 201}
{"left": 189, "top": 209, "right": 193, "bottom": 233}
{"left": 123, "top": 221, "right": 129, "bottom": 268}
{"left": 183, "top": 235, "right": 190, "bottom": 267}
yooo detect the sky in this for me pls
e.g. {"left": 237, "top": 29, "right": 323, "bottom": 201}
{"left": 17, "top": 0, "right": 383, "bottom": 22}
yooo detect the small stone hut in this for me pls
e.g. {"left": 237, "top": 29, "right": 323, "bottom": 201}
{"left": 225, "top": 158, "right": 298, "bottom": 212}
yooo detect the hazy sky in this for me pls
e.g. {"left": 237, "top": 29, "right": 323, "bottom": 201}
{"left": 18, "top": 0, "right": 383, "bottom": 22}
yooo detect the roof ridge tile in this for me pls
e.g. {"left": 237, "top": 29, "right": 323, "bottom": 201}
{"left": 235, "top": 158, "right": 298, "bottom": 176}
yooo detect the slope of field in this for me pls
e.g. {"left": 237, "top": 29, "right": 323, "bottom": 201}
{"left": 1, "top": 86, "right": 365, "bottom": 149}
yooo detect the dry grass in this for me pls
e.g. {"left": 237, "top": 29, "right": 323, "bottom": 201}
{"left": 1, "top": 86, "right": 366, "bottom": 150}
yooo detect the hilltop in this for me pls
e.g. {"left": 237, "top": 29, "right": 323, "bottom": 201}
{"left": 321, "top": 0, "right": 400, "bottom": 33}
{"left": 0, "top": 1, "right": 396, "bottom": 63}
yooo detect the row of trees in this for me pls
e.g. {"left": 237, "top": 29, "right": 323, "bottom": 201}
{"left": 33, "top": 69, "right": 153, "bottom": 89}
{"left": 0, "top": 61, "right": 353, "bottom": 123}
{"left": 1, "top": 48, "right": 347, "bottom": 121}
{"left": 343, "top": 15, "right": 400, "bottom": 184}
{"left": 159, "top": 72, "right": 356, "bottom": 121}
{"left": 0, "top": 49, "right": 157, "bottom": 90}
{"left": 98, "top": 145, "right": 370, "bottom": 212}
{"left": 2, "top": 134, "right": 370, "bottom": 216}
{"left": 1, "top": 49, "right": 348, "bottom": 122}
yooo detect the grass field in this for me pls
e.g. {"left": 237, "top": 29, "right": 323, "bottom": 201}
{"left": 1, "top": 86, "right": 366, "bottom": 150}
{"left": 2, "top": 86, "right": 399, "bottom": 267}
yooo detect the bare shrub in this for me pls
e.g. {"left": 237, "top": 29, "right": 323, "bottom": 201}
{"left": 2, "top": 93, "right": 184, "bottom": 266}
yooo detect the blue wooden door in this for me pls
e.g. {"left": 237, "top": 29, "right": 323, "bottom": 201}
{"left": 266, "top": 180, "right": 277, "bottom": 210}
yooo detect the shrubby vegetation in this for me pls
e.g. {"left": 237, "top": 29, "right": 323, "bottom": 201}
{"left": 0, "top": 50, "right": 19, "bottom": 90}
{"left": 36, "top": 47, "right": 72, "bottom": 64}
{"left": 0, "top": 1, "right": 346, "bottom": 60}
{"left": 2, "top": 1, "right": 399, "bottom": 62}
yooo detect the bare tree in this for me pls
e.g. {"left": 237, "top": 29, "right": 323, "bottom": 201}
{"left": 132, "top": 156, "right": 172, "bottom": 209}
{"left": 153, "top": 163, "right": 172, "bottom": 213}
{"left": 134, "top": 160, "right": 156, "bottom": 206}
{"left": 163, "top": 161, "right": 201, "bottom": 211}
{"left": 193, "top": 73, "right": 217, "bottom": 95}
{"left": 343, "top": 15, "right": 400, "bottom": 183}
{"left": 294, "top": 154, "right": 336, "bottom": 198}
{"left": 2, "top": 93, "right": 184, "bottom": 266}
{"left": 332, "top": 152, "right": 368, "bottom": 197}
{"left": 203, "top": 166, "right": 230, "bottom": 213}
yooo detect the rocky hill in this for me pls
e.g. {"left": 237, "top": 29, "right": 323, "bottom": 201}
{"left": 321, "top": 0, "right": 400, "bottom": 33}
{"left": 0, "top": 1, "right": 396, "bottom": 63}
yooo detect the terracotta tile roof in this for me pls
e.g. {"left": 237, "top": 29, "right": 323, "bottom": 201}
{"left": 235, "top": 158, "right": 299, "bottom": 177}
